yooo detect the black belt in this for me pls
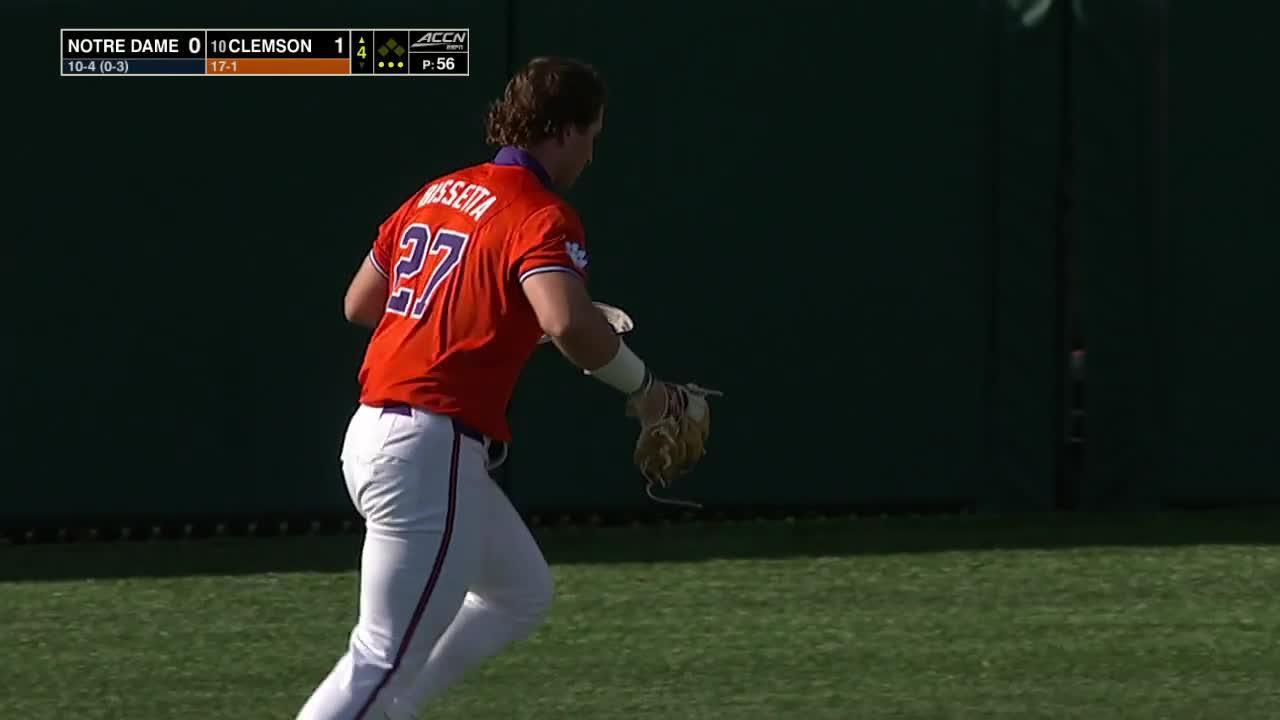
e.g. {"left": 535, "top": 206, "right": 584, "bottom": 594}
{"left": 380, "top": 404, "right": 486, "bottom": 444}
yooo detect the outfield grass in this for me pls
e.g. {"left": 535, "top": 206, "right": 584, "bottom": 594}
{"left": 2, "top": 511, "right": 1279, "bottom": 719}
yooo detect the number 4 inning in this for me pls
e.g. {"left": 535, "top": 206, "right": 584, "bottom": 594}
{"left": 387, "top": 224, "right": 470, "bottom": 319}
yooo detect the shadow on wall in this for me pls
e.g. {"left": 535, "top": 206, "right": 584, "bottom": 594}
{"left": 2, "top": 507, "right": 1279, "bottom": 584}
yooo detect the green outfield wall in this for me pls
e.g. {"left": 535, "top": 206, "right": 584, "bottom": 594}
{"left": 7, "top": 0, "right": 1271, "bottom": 530}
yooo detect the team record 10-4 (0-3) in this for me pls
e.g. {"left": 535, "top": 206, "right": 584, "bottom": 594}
{"left": 60, "top": 29, "right": 470, "bottom": 77}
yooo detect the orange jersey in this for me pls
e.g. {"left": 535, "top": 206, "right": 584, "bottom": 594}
{"left": 356, "top": 149, "right": 589, "bottom": 442}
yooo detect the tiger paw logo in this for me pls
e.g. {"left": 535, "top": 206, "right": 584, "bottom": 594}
{"left": 565, "top": 241, "right": 589, "bottom": 270}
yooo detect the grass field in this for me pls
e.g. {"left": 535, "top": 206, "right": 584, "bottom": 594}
{"left": 3, "top": 510, "right": 1280, "bottom": 719}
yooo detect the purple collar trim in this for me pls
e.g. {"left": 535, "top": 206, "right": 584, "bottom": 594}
{"left": 492, "top": 146, "right": 554, "bottom": 189}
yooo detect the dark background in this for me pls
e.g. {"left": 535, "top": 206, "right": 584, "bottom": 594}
{"left": 6, "top": 0, "right": 1278, "bottom": 536}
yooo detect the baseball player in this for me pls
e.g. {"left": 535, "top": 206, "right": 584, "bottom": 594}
{"left": 296, "top": 57, "right": 672, "bottom": 719}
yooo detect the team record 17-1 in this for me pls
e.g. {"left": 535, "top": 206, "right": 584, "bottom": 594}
{"left": 59, "top": 29, "right": 470, "bottom": 76}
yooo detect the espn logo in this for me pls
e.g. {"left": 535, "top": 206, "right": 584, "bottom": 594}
{"left": 410, "top": 30, "right": 468, "bottom": 51}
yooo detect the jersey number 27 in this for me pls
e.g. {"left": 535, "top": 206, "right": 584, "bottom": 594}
{"left": 386, "top": 223, "right": 470, "bottom": 320}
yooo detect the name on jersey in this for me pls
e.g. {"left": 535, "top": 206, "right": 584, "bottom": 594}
{"left": 416, "top": 180, "right": 498, "bottom": 221}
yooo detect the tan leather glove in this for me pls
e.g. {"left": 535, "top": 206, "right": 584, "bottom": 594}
{"left": 626, "top": 382, "right": 723, "bottom": 506}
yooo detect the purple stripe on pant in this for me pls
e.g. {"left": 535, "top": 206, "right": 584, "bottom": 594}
{"left": 353, "top": 429, "right": 461, "bottom": 719}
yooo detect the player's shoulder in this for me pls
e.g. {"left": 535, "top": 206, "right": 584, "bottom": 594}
{"left": 481, "top": 164, "right": 569, "bottom": 209}
{"left": 520, "top": 194, "right": 581, "bottom": 229}
{"left": 468, "top": 164, "right": 583, "bottom": 238}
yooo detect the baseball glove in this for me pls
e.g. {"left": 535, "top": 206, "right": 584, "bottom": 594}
{"left": 626, "top": 382, "right": 723, "bottom": 507}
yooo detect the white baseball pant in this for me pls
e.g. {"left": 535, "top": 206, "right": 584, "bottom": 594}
{"left": 296, "top": 404, "right": 554, "bottom": 719}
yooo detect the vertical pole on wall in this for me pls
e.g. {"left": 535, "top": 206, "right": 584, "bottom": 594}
{"left": 1054, "top": 0, "right": 1079, "bottom": 510}
{"left": 1146, "top": 0, "right": 1169, "bottom": 505}
{"left": 981, "top": 0, "right": 1003, "bottom": 510}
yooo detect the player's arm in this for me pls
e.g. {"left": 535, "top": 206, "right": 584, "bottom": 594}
{"left": 343, "top": 256, "right": 389, "bottom": 329}
{"left": 521, "top": 271, "right": 666, "bottom": 416}
{"left": 522, "top": 271, "right": 620, "bottom": 369}
{"left": 346, "top": 205, "right": 402, "bottom": 328}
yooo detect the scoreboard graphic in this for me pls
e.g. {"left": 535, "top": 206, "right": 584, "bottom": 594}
{"left": 61, "top": 29, "right": 470, "bottom": 76}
